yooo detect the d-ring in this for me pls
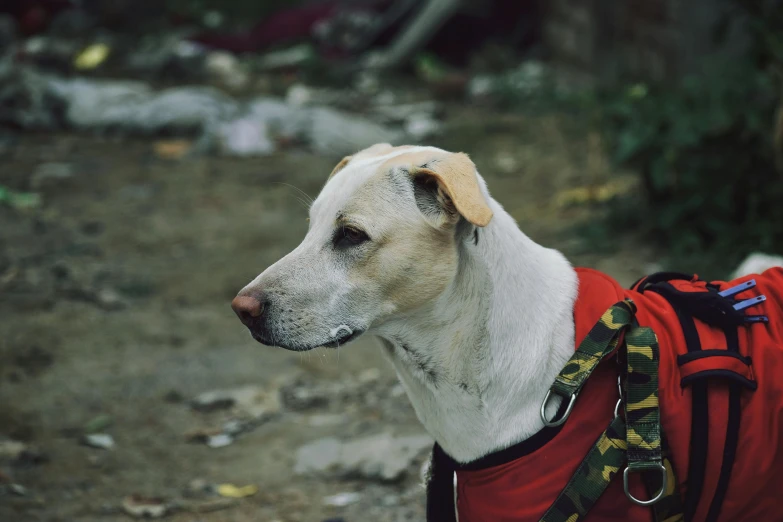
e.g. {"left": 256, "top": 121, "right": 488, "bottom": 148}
{"left": 614, "top": 398, "right": 623, "bottom": 418}
{"left": 540, "top": 390, "right": 578, "bottom": 427}
{"left": 623, "top": 464, "right": 668, "bottom": 506}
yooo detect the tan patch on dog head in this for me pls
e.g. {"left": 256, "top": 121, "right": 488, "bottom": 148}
{"left": 328, "top": 144, "right": 429, "bottom": 179}
{"left": 329, "top": 156, "right": 353, "bottom": 179}
{"left": 384, "top": 150, "right": 493, "bottom": 227}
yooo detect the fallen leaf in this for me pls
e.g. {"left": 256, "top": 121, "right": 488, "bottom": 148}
{"left": 121, "top": 495, "right": 168, "bottom": 518}
{"left": 74, "top": 44, "right": 111, "bottom": 70}
{"left": 153, "top": 140, "right": 192, "bottom": 160}
{"left": 217, "top": 484, "right": 258, "bottom": 498}
{"left": 84, "top": 414, "right": 113, "bottom": 434}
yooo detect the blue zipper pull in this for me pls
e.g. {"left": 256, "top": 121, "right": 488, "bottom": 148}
{"left": 733, "top": 295, "right": 766, "bottom": 311}
{"left": 719, "top": 279, "right": 757, "bottom": 298}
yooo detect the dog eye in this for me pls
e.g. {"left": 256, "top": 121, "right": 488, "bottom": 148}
{"left": 335, "top": 226, "right": 370, "bottom": 247}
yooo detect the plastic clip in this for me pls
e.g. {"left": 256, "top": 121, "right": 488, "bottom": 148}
{"left": 733, "top": 295, "right": 766, "bottom": 311}
{"left": 719, "top": 279, "right": 756, "bottom": 298}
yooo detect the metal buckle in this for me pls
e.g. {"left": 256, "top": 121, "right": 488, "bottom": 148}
{"left": 623, "top": 464, "right": 667, "bottom": 506}
{"left": 540, "top": 390, "right": 578, "bottom": 427}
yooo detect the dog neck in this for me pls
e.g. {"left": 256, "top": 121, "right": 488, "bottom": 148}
{"left": 374, "top": 196, "right": 579, "bottom": 462}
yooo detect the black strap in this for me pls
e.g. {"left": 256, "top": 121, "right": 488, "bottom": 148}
{"left": 428, "top": 444, "right": 457, "bottom": 522}
{"left": 705, "top": 327, "right": 742, "bottom": 522}
{"left": 426, "top": 400, "right": 570, "bottom": 522}
{"left": 644, "top": 282, "right": 707, "bottom": 522}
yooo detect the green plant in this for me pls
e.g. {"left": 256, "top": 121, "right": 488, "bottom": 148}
{"left": 591, "top": 1, "right": 783, "bottom": 277}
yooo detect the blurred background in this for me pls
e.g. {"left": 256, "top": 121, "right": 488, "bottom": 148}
{"left": 1, "top": 1, "right": 782, "bottom": 521}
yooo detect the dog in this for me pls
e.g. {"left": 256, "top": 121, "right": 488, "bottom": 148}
{"left": 231, "top": 144, "right": 783, "bottom": 521}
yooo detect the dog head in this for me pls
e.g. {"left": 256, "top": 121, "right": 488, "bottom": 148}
{"left": 231, "top": 144, "right": 493, "bottom": 350}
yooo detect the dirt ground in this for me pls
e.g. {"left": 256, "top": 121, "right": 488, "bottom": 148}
{"left": 0, "top": 107, "right": 655, "bottom": 522}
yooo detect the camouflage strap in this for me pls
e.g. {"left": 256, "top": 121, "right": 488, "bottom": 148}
{"left": 541, "top": 300, "right": 636, "bottom": 427}
{"left": 645, "top": 453, "right": 685, "bottom": 522}
{"left": 539, "top": 415, "right": 628, "bottom": 522}
{"left": 540, "top": 302, "right": 684, "bottom": 522}
{"left": 623, "top": 326, "right": 666, "bottom": 505}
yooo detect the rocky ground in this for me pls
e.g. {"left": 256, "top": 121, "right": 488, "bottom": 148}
{"left": 0, "top": 99, "right": 656, "bottom": 521}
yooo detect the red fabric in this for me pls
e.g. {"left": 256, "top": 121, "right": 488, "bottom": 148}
{"left": 456, "top": 267, "right": 783, "bottom": 522}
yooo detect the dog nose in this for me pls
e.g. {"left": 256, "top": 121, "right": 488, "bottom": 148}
{"left": 231, "top": 294, "right": 265, "bottom": 327}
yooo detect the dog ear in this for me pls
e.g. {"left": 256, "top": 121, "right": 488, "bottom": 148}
{"left": 411, "top": 152, "right": 493, "bottom": 227}
{"left": 328, "top": 156, "right": 353, "bottom": 179}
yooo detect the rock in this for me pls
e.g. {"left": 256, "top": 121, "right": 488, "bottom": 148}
{"left": 286, "top": 84, "right": 313, "bottom": 107}
{"left": 82, "top": 433, "right": 115, "bottom": 450}
{"left": 284, "top": 384, "right": 329, "bottom": 411}
{"left": 307, "top": 414, "right": 347, "bottom": 427}
{"left": 389, "top": 384, "right": 406, "bottom": 398}
{"left": 8, "top": 483, "right": 27, "bottom": 496}
{"left": 0, "top": 439, "right": 27, "bottom": 461}
{"left": 126, "top": 34, "right": 206, "bottom": 79}
{"left": 191, "top": 384, "right": 281, "bottom": 418}
{"left": 404, "top": 115, "right": 440, "bottom": 141}
{"left": 216, "top": 98, "right": 306, "bottom": 156}
{"left": 357, "top": 368, "right": 381, "bottom": 384}
{"left": 468, "top": 61, "right": 547, "bottom": 101}
{"left": 0, "top": 68, "right": 65, "bottom": 130}
{"left": 48, "top": 79, "right": 239, "bottom": 135}
{"left": 206, "top": 434, "right": 233, "bottom": 449}
{"left": 0, "top": 438, "right": 46, "bottom": 469}
{"left": 256, "top": 44, "right": 314, "bottom": 71}
{"left": 94, "top": 288, "right": 127, "bottom": 311}
{"left": 121, "top": 495, "right": 168, "bottom": 518}
{"left": 295, "top": 433, "right": 432, "bottom": 482}
{"left": 306, "top": 107, "right": 404, "bottom": 156}
{"left": 323, "top": 492, "right": 361, "bottom": 507}
{"left": 31, "top": 162, "right": 73, "bottom": 188}
{"left": 294, "top": 437, "right": 342, "bottom": 475}
{"left": 216, "top": 117, "right": 276, "bottom": 156}
{"left": 205, "top": 51, "right": 249, "bottom": 90}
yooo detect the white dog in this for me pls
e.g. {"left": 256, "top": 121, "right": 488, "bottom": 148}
{"left": 231, "top": 144, "right": 783, "bottom": 521}
{"left": 232, "top": 144, "right": 574, "bottom": 462}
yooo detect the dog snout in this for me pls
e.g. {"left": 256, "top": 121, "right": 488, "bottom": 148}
{"left": 231, "top": 294, "right": 265, "bottom": 327}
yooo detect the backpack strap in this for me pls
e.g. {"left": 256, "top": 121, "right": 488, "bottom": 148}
{"left": 539, "top": 415, "right": 628, "bottom": 522}
{"left": 540, "top": 300, "right": 636, "bottom": 427}
{"left": 623, "top": 326, "right": 666, "bottom": 503}
{"left": 636, "top": 273, "right": 763, "bottom": 522}
{"left": 540, "top": 317, "right": 683, "bottom": 522}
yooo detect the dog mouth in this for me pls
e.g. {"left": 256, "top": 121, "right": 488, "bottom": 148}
{"left": 250, "top": 327, "right": 364, "bottom": 351}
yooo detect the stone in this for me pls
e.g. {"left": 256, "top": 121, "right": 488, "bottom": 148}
{"left": 82, "top": 433, "right": 115, "bottom": 450}
{"left": 191, "top": 384, "right": 281, "bottom": 419}
{"left": 323, "top": 492, "right": 361, "bottom": 507}
{"left": 121, "top": 495, "right": 168, "bottom": 518}
{"left": 293, "top": 437, "right": 342, "bottom": 475}
{"left": 31, "top": 162, "right": 73, "bottom": 188}
{"left": 306, "top": 107, "right": 404, "bottom": 157}
{"left": 294, "top": 433, "right": 432, "bottom": 482}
